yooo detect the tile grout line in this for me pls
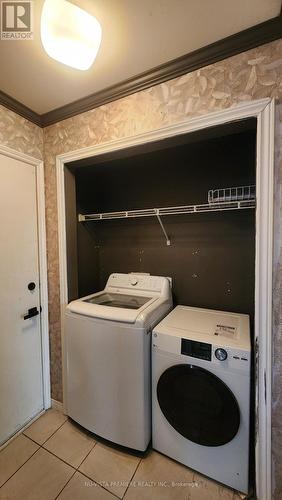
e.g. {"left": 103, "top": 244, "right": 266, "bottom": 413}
{"left": 0, "top": 445, "right": 40, "bottom": 490}
{"left": 121, "top": 457, "right": 142, "bottom": 499}
{"left": 75, "top": 441, "right": 123, "bottom": 499}
{"left": 2, "top": 412, "right": 238, "bottom": 500}
{"left": 76, "top": 443, "right": 143, "bottom": 499}
{"left": 74, "top": 469, "right": 121, "bottom": 500}
{"left": 0, "top": 442, "right": 78, "bottom": 491}
{"left": 3, "top": 411, "right": 144, "bottom": 499}
{"left": 0, "top": 412, "right": 68, "bottom": 490}
{"left": 45, "top": 438, "right": 122, "bottom": 500}
{"left": 23, "top": 415, "right": 68, "bottom": 446}
{"left": 41, "top": 426, "right": 97, "bottom": 470}
{"left": 36, "top": 437, "right": 115, "bottom": 499}
{"left": 43, "top": 438, "right": 97, "bottom": 473}
{"left": 0, "top": 413, "right": 109, "bottom": 497}
{"left": 39, "top": 446, "right": 77, "bottom": 471}
{"left": 41, "top": 417, "right": 69, "bottom": 445}
{"left": 0, "top": 431, "right": 237, "bottom": 500}
{"left": 22, "top": 434, "right": 44, "bottom": 447}
{"left": 53, "top": 467, "right": 77, "bottom": 500}
{"left": 76, "top": 439, "right": 97, "bottom": 469}
{"left": 191, "top": 470, "right": 237, "bottom": 499}
{"left": 0, "top": 418, "right": 73, "bottom": 492}
{"left": 51, "top": 418, "right": 148, "bottom": 498}
{"left": 29, "top": 424, "right": 144, "bottom": 500}
{"left": 6, "top": 417, "right": 121, "bottom": 499}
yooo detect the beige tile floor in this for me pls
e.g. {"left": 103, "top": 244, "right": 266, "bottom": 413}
{"left": 0, "top": 409, "right": 244, "bottom": 500}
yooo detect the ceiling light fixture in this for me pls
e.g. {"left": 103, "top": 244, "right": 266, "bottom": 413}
{"left": 41, "top": 0, "right": 102, "bottom": 71}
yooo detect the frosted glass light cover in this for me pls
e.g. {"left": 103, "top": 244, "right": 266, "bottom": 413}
{"left": 41, "top": 0, "right": 102, "bottom": 71}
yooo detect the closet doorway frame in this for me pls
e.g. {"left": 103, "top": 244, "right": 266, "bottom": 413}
{"left": 56, "top": 98, "right": 275, "bottom": 500}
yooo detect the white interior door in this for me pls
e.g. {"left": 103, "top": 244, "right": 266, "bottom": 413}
{"left": 0, "top": 153, "right": 44, "bottom": 445}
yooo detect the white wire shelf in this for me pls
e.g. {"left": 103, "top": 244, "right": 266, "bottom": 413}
{"left": 78, "top": 186, "right": 256, "bottom": 246}
{"left": 208, "top": 185, "right": 255, "bottom": 204}
{"left": 78, "top": 199, "right": 255, "bottom": 222}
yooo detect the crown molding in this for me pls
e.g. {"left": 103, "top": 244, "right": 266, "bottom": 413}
{"left": 1, "top": 11, "right": 282, "bottom": 128}
{"left": 0, "top": 90, "right": 42, "bottom": 126}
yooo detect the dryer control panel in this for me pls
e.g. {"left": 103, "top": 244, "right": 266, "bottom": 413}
{"left": 153, "top": 332, "right": 250, "bottom": 374}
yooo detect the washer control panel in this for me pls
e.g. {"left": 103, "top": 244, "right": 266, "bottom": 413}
{"left": 107, "top": 273, "right": 171, "bottom": 293}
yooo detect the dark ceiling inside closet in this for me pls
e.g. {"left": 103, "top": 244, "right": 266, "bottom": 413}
{"left": 66, "top": 119, "right": 256, "bottom": 319}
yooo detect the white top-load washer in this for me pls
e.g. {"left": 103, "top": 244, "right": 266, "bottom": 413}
{"left": 152, "top": 305, "right": 251, "bottom": 493}
{"left": 64, "top": 273, "right": 172, "bottom": 451}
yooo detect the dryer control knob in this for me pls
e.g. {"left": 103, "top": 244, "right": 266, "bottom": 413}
{"left": 215, "top": 348, "right": 228, "bottom": 361}
{"left": 130, "top": 276, "right": 138, "bottom": 286}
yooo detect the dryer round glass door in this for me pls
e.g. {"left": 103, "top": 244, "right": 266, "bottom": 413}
{"left": 157, "top": 364, "right": 240, "bottom": 447}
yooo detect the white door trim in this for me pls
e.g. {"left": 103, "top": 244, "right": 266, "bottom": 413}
{"left": 56, "top": 98, "right": 274, "bottom": 500}
{"left": 0, "top": 144, "right": 51, "bottom": 410}
{"left": 255, "top": 99, "right": 275, "bottom": 500}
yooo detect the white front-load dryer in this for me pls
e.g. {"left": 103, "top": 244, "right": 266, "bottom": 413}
{"left": 152, "top": 305, "right": 251, "bottom": 493}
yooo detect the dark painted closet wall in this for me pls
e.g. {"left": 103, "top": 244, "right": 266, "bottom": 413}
{"left": 66, "top": 125, "right": 256, "bottom": 319}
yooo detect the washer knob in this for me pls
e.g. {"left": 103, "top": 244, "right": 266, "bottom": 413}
{"left": 215, "top": 348, "right": 228, "bottom": 361}
{"left": 130, "top": 276, "right": 138, "bottom": 286}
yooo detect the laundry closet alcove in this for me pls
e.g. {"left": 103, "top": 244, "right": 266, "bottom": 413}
{"left": 56, "top": 99, "right": 275, "bottom": 500}
{"left": 66, "top": 120, "right": 256, "bottom": 315}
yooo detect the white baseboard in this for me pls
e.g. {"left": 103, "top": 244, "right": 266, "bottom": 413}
{"left": 51, "top": 398, "right": 64, "bottom": 412}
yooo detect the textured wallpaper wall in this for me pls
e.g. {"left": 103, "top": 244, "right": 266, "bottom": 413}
{"left": 0, "top": 38, "right": 282, "bottom": 498}
{"left": 0, "top": 105, "right": 43, "bottom": 159}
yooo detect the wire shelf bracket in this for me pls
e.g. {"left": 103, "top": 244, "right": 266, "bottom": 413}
{"left": 155, "top": 211, "right": 171, "bottom": 246}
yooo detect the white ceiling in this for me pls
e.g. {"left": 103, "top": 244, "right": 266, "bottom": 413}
{"left": 0, "top": 0, "right": 281, "bottom": 114}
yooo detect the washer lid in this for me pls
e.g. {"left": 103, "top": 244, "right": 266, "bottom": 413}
{"left": 66, "top": 291, "right": 159, "bottom": 323}
{"left": 84, "top": 292, "right": 152, "bottom": 310}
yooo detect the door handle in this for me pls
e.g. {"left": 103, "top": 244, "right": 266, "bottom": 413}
{"left": 24, "top": 307, "right": 39, "bottom": 320}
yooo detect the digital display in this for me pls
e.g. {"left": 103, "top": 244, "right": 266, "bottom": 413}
{"left": 181, "top": 339, "right": 212, "bottom": 361}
